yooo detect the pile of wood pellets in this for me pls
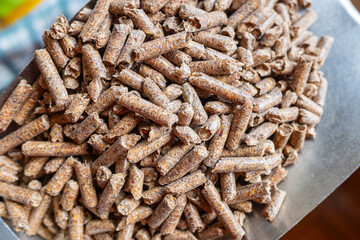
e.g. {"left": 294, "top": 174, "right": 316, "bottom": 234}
{"left": 0, "top": 0, "right": 333, "bottom": 239}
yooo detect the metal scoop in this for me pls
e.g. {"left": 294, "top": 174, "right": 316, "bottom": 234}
{"left": 0, "top": 0, "right": 360, "bottom": 239}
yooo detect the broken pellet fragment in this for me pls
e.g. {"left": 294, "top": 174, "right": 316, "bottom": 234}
{"left": 117, "top": 29, "right": 146, "bottom": 66}
{"left": 289, "top": 123, "right": 308, "bottom": 151}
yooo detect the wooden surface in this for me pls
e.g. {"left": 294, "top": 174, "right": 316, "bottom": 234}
{"left": 283, "top": 168, "right": 360, "bottom": 239}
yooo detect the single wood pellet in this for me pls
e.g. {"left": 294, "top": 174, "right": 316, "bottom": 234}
{"left": 0, "top": 0, "right": 333, "bottom": 239}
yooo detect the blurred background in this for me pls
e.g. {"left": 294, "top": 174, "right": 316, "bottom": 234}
{"left": 0, "top": 0, "right": 359, "bottom": 239}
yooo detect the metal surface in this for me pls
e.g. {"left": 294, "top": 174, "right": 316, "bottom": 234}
{"left": 0, "top": 0, "right": 360, "bottom": 239}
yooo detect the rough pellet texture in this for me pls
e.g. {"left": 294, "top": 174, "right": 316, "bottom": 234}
{"left": 0, "top": 1, "right": 333, "bottom": 239}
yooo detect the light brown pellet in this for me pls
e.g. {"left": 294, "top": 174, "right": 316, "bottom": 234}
{"left": 263, "top": 166, "right": 288, "bottom": 187}
{"left": 85, "top": 219, "right": 115, "bottom": 235}
{"left": 66, "top": 113, "right": 102, "bottom": 144}
{"left": 24, "top": 156, "right": 49, "bottom": 178}
{"left": 189, "top": 73, "right": 251, "bottom": 105}
{"left": 184, "top": 201, "right": 204, "bottom": 233}
{"left": 134, "top": 32, "right": 190, "bottom": 61}
{"left": 79, "top": 0, "right": 111, "bottom": 42}
{"left": 266, "top": 107, "right": 299, "bottom": 124}
{"left": 34, "top": 49, "right": 68, "bottom": 106}
{"left": 45, "top": 157, "right": 74, "bottom": 196}
{"left": 22, "top": 141, "right": 88, "bottom": 157}
{"left": 117, "top": 195, "right": 141, "bottom": 216}
{"left": 92, "top": 134, "right": 140, "bottom": 174}
{"left": 0, "top": 80, "right": 32, "bottom": 132}
{"left": 204, "top": 114, "right": 232, "bottom": 167}
{"left": 53, "top": 196, "right": 68, "bottom": 230}
{"left": 161, "top": 194, "right": 187, "bottom": 235}
{"left": 165, "top": 170, "right": 206, "bottom": 195}
{"left": 245, "top": 122, "right": 278, "bottom": 146}
{"left": 60, "top": 180, "right": 79, "bottom": 211}
{"left": 116, "top": 205, "right": 153, "bottom": 230}
{"left": 164, "top": 84, "right": 183, "bottom": 101}
{"left": 26, "top": 193, "right": 52, "bottom": 236}
{"left": 182, "top": 83, "right": 208, "bottom": 126}
{"left": 263, "top": 188, "right": 286, "bottom": 221}
{"left": 163, "top": 229, "right": 197, "bottom": 240}
{"left": 138, "top": 64, "right": 167, "bottom": 90}
{"left": 296, "top": 94, "right": 323, "bottom": 116}
{"left": 228, "top": 181, "right": 271, "bottom": 204}
{"left": 145, "top": 55, "right": 190, "bottom": 85}
{"left": 226, "top": 101, "right": 253, "bottom": 150}
{"left": 289, "top": 123, "right": 308, "bottom": 152}
{"left": 220, "top": 172, "right": 237, "bottom": 202}
{"left": 159, "top": 145, "right": 208, "bottom": 185}
{"left": 213, "top": 156, "right": 268, "bottom": 174}
{"left": 125, "top": 165, "right": 144, "bottom": 200}
{"left": 74, "top": 161, "right": 98, "bottom": 208}
{"left": 69, "top": 205, "right": 84, "bottom": 240}
{"left": 117, "top": 93, "right": 178, "bottom": 128}
{"left": 184, "top": 11, "right": 228, "bottom": 32}
{"left": 173, "top": 126, "right": 201, "bottom": 145}
{"left": 273, "top": 123, "right": 294, "bottom": 150}
{"left": 43, "top": 30, "right": 69, "bottom": 69}
{"left": 0, "top": 155, "right": 22, "bottom": 172}
{"left": 5, "top": 200, "right": 30, "bottom": 232}
{"left": 124, "top": 8, "right": 157, "bottom": 36}
{"left": 143, "top": 77, "right": 171, "bottom": 108}
{"left": 281, "top": 90, "right": 298, "bottom": 108}
{"left": 202, "top": 181, "right": 245, "bottom": 240}
{"left": 164, "top": 50, "right": 192, "bottom": 67}
{"left": 252, "top": 87, "right": 282, "bottom": 113}
{"left": 97, "top": 173, "right": 125, "bottom": 219}
{"left": 117, "top": 29, "right": 146, "bottom": 66}
{"left": 198, "top": 222, "right": 226, "bottom": 240}
{"left": 147, "top": 194, "right": 177, "bottom": 228}
{"left": 95, "top": 166, "right": 112, "bottom": 189}
{"left": 228, "top": 0, "right": 261, "bottom": 29}
{"left": 43, "top": 157, "right": 65, "bottom": 174}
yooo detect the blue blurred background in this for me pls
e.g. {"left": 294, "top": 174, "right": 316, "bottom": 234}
{"left": 0, "top": 0, "right": 87, "bottom": 91}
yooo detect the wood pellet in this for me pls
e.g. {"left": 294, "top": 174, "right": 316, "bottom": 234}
{"left": 0, "top": 0, "right": 333, "bottom": 239}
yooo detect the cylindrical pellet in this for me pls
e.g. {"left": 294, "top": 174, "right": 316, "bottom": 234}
{"left": 226, "top": 101, "right": 253, "bottom": 150}
{"left": 134, "top": 32, "right": 190, "bottom": 61}
{"left": 228, "top": 181, "right": 271, "bottom": 204}
{"left": 165, "top": 170, "right": 206, "bottom": 195}
{"left": 161, "top": 194, "right": 187, "bottom": 235}
{"left": 138, "top": 64, "right": 167, "bottom": 90}
{"left": 273, "top": 123, "right": 293, "bottom": 150}
{"left": 117, "top": 29, "right": 146, "bottom": 66}
{"left": 0, "top": 181, "right": 42, "bottom": 207}
{"left": 60, "top": 180, "right": 79, "bottom": 211}
{"left": 289, "top": 123, "right": 308, "bottom": 151}
{"left": 204, "top": 114, "right": 233, "bottom": 167}
{"left": 291, "top": 57, "right": 313, "bottom": 95}
{"left": 266, "top": 107, "right": 300, "bottom": 124}
{"left": 97, "top": 173, "right": 125, "bottom": 219}
{"left": 220, "top": 173, "right": 237, "bottom": 202}
{"left": 24, "top": 156, "right": 49, "bottom": 178}
{"left": 92, "top": 134, "right": 141, "bottom": 174}
{"left": 26, "top": 193, "right": 52, "bottom": 236}
{"left": 296, "top": 94, "right": 323, "bottom": 116}
{"left": 117, "top": 93, "right": 178, "bottom": 128}
{"left": 85, "top": 219, "right": 115, "bottom": 235}
{"left": 74, "top": 161, "right": 98, "bottom": 208}
{"left": 202, "top": 181, "right": 245, "bottom": 240}
{"left": 184, "top": 201, "right": 204, "bottom": 233}
{"left": 125, "top": 165, "right": 144, "bottom": 200}
{"left": 67, "top": 113, "right": 102, "bottom": 144}
{"left": 104, "top": 112, "right": 142, "bottom": 142}
{"left": 156, "top": 141, "right": 193, "bottom": 175}
{"left": 252, "top": 87, "right": 282, "bottom": 113}
{"left": 80, "top": 0, "right": 112, "bottom": 42}
{"left": 159, "top": 145, "right": 208, "bottom": 185}
{"left": 43, "top": 30, "right": 69, "bottom": 69}
{"left": 189, "top": 73, "right": 251, "bottom": 104}
{"left": 189, "top": 59, "right": 240, "bottom": 76}
{"left": 244, "top": 122, "right": 278, "bottom": 146}
{"left": 45, "top": 157, "right": 74, "bottom": 196}
{"left": 142, "top": 186, "right": 166, "bottom": 206}
{"left": 82, "top": 44, "right": 107, "bottom": 80}
{"left": 142, "top": 77, "right": 171, "bottom": 108}
{"left": 22, "top": 141, "right": 88, "bottom": 157}
{"left": 0, "top": 80, "right": 32, "bottom": 132}
{"left": 262, "top": 188, "right": 286, "bottom": 221}
{"left": 182, "top": 83, "right": 208, "bottom": 126}
{"left": 116, "top": 205, "right": 153, "bottom": 230}
{"left": 69, "top": 205, "right": 84, "bottom": 240}
{"left": 117, "top": 223, "right": 134, "bottom": 240}
{"left": 212, "top": 156, "right": 268, "bottom": 173}
{"left": 147, "top": 194, "right": 177, "bottom": 228}
{"left": 40, "top": 157, "right": 64, "bottom": 175}
{"left": 185, "top": 11, "right": 228, "bottom": 32}
{"left": 34, "top": 49, "right": 68, "bottom": 106}
{"left": 5, "top": 200, "right": 30, "bottom": 232}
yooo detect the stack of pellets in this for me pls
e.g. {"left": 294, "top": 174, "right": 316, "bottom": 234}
{"left": 0, "top": 0, "right": 333, "bottom": 239}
